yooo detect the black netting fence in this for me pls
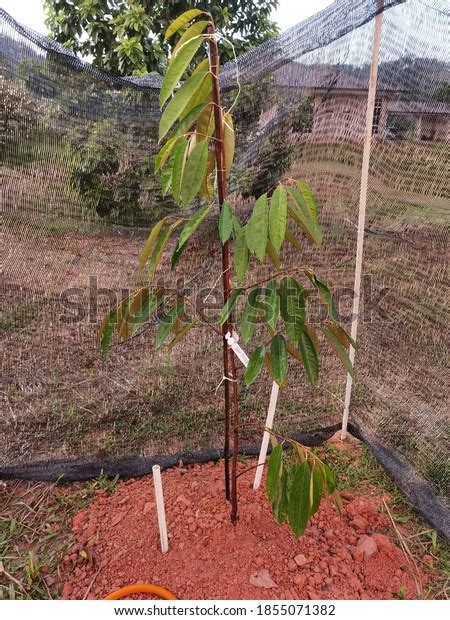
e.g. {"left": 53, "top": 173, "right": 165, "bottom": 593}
{"left": 1, "top": 0, "right": 448, "bottom": 539}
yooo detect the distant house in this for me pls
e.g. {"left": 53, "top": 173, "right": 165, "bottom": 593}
{"left": 268, "top": 63, "right": 449, "bottom": 142}
{"left": 387, "top": 101, "right": 450, "bottom": 141}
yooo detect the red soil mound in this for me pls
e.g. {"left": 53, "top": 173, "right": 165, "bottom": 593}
{"left": 61, "top": 461, "right": 426, "bottom": 600}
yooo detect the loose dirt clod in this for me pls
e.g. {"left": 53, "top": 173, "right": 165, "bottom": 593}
{"left": 60, "top": 460, "right": 430, "bottom": 600}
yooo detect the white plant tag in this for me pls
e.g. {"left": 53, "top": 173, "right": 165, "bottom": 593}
{"left": 225, "top": 331, "right": 249, "bottom": 367}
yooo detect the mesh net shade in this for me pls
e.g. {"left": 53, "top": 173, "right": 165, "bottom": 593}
{"left": 1, "top": 0, "right": 448, "bottom": 538}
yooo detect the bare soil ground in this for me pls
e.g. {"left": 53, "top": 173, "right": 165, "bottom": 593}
{"left": 1, "top": 440, "right": 448, "bottom": 600}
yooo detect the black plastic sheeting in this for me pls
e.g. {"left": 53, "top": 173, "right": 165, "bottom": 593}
{"left": 1, "top": 423, "right": 448, "bottom": 541}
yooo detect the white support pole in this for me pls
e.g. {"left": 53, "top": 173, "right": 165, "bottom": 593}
{"left": 253, "top": 381, "right": 280, "bottom": 490}
{"left": 152, "top": 464, "right": 168, "bottom": 553}
{"left": 341, "top": 4, "right": 383, "bottom": 440}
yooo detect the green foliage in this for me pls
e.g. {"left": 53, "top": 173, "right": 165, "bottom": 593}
{"left": 181, "top": 140, "right": 209, "bottom": 205}
{"left": 96, "top": 8, "right": 352, "bottom": 537}
{"left": 270, "top": 334, "right": 288, "bottom": 386}
{"left": 291, "top": 97, "right": 314, "bottom": 134}
{"left": 245, "top": 194, "right": 269, "bottom": 262}
{"left": 172, "top": 204, "right": 211, "bottom": 267}
{"left": 263, "top": 280, "right": 280, "bottom": 331}
{"left": 233, "top": 217, "right": 249, "bottom": 283}
{"left": 433, "top": 81, "right": 450, "bottom": 103}
{"left": 240, "top": 288, "right": 261, "bottom": 344}
{"left": 239, "top": 124, "right": 294, "bottom": 198}
{"left": 68, "top": 120, "right": 172, "bottom": 225}
{"left": 266, "top": 435, "right": 342, "bottom": 538}
{"left": 219, "top": 201, "right": 234, "bottom": 243}
{"left": 298, "top": 329, "right": 319, "bottom": 386}
{"left": 44, "top": 0, "right": 279, "bottom": 77}
{"left": 156, "top": 303, "right": 184, "bottom": 349}
{"left": 244, "top": 345, "right": 265, "bottom": 386}
{"left": 219, "top": 289, "right": 243, "bottom": 326}
{"left": 268, "top": 185, "right": 287, "bottom": 253}
{"left": 279, "top": 276, "right": 306, "bottom": 344}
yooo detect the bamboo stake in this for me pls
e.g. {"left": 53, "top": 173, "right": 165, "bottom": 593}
{"left": 152, "top": 465, "right": 168, "bottom": 553}
{"left": 341, "top": 3, "right": 383, "bottom": 439}
{"left": 253, "top": 381, "right": 280, "bottom": 490}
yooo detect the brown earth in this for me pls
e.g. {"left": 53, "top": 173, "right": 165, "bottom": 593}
{"left": 60, "top": 459, "right": 427, "bottom": 600}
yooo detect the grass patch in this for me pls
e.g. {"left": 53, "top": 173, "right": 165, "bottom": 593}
{"left": 0, "top": 301, "right": 37, "bottom": 331}
{"left": 0, "top": 473, "right": 118, "bottom": 600}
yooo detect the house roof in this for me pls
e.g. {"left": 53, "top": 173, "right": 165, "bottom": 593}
{"left": 387, "top": 100, "right": 450, "bottom": 116}
{"left": 274, "top": 62, "right": 399, "bottom": 93}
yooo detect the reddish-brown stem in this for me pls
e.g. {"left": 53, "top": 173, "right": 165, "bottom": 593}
{"left": 207, "top": 23, "right": 238, "bottom": 509}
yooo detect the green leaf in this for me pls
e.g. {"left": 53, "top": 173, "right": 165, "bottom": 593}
{"left": 306, "top": 272, "right": 338, "bottom": 322}
{"left": 99, "top": 308, "right": 117, "bottom": 357}
{"left": 324, "top": 322, "right": 357, "bottom": 349}
{"left": 148, "top": 220, "right": 182, "bottom": 283}
{"left": 223, "top": 111, "right": 235, "bottom": 177}
{"left": 320, "top": 462, "right": 336, "bottom": 494}
{"left": 180, "top": 73, "right": 212, "bottom": 122}
{"left": 270, "top": 334, "right": 288, "bottom": 386}
{"left": 304, "top": 324, "right": 320, "bottom": 356}
{"left": 268, "top": 185, "right": 287, "bottom": 253}
{"left": 171, "top": 138, "right": 189, "bottom": 201}
{"left": 279, "top": 277, "right": 306, "bottom": 344}
{"left": 266, "top": 240, "right": 281, "bottom": 270}
{"left": 176, "top": 204, "right": 210, "bottom": 252}
{"left": 298, "top": 329, "right": 319, "bottom": 386}
{"left": 320, "top": 325, "right": 354, "bottom": 377}
{"left": 155, "top": 303, "right": 183, "bottom": 349}
{"left": 160, "top": 160, "right": 173, "bottom": 196}
{"left": 168, "top": 321, "right": 195, "bottom": 350}
{"left": 130, "top": 289, "right": 163, "bottom": 335}
{"left": 287, "top": 187, "right": 322, "bottom": 246}
{"left": 164, "top": 9, "right": 205, "bottom": 40}
{"left": 310, "top": 464, "right": 323, "bottom": 516}
{"left": 240, "top": 288, "right": 261, "bottom": 344}
{"left": 272, "top": 469, "right": 289, "bottom": 524}
{"left": 287, "top": 461, "right": 311, "bottom": 538}
{"left": 191, "top": 57, "right": 210, "bottom": 76}
{"left": 181, "top": 140, "right": 209, "bottom": 205}
{"left": 159, "top": 71, "right": 208, "bottom": 141}
{"left": 154, "top": 136, "right": 178, "bottom": 173}
{"left": 166, "top": 102, "right": 208, "bottom": 143}
{"left": 331, "top": 489, "right": 343, "bottom": 514}
{"left": 233, "top": 218, "right": 249, "bottom": 283}
{"left": 244, "top": 345, "right": 265, "bottom": 386}
{"left": 139, "top": 216, "right": 170, "bottom": 269}
{"left": 197, "top": 99, "right": 214, "bottom": 137}
{"left": 160, "top": 36, "right": 205, "bottom": 106}
{"left": 219, "top": 288, "right": 243, "bottom": 326}
{"left": 219, "top": 201, "right": 233, "bottom": 244}
{"left": 284, "top": 228, "right": 302, "bottom": 251}
{"left": 295, "top": 180, "right": 318, "bottom": 222}
{"left": 199, "top": 147, "right": 215, "bottom": 199}
{"left": 263, "top": 280, "right": 280, "bottom": 331}
{"left": 266, "top": 444, "right": 283, "bottom": 504}
{"left": 119, "top": 287, "right": 155, "bottom": 341}
{"left": 245, "top": 194, "right": 268, "bottom": 262}
{"left": 171, "top": 19, "right": 209, "bottom": 60}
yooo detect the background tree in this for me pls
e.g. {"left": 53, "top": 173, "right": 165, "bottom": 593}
{"left": 43, "top": 0, "right": 279, "bottom": 76}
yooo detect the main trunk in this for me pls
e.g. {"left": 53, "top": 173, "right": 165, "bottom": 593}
{"left": 207, "top": 24, "right": 240, "bottom": 523}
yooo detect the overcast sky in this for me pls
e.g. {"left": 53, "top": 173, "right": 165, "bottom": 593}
{"left": 0, "top": 0, "right": 334, "bottom": 36}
